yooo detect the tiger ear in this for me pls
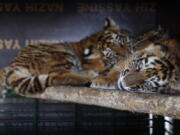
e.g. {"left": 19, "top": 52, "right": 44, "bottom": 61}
{"left": 104, "top": 17, "right": 119, "bottom": 28}
{"left": 144, "top": 43, "right": 167, "bottom": 57}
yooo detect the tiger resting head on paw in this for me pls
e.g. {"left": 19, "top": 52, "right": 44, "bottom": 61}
{"left": 117, "top": 40, "right": 180, "bottom": 94}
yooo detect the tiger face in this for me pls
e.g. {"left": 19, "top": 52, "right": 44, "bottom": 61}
{"left": 81, "top": 18, "right": 131, "bottom": 73}
{"left": 98, "top": 18, "right": 130, "bottom": 46}
{"left": 117, "top": 43, "right": 180, "bottom": 94}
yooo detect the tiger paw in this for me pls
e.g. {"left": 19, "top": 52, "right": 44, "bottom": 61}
{"left": 90, "top": 76, "right": 117, "bottom": 90}
{"left": 87, "top": 70, "right": 99, "bottom": 79}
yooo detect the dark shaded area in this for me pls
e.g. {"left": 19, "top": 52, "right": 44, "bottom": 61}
{"left": 0, "top": 95, "right": 149, "bottom": 135}
{"left": 157, "top": 2, "right": 180, "bottom": 38}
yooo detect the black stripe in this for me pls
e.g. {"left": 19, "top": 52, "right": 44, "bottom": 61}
{"left": 105, "top": 35, "right": 113, "bottom": 40}
{"left": 51, "top": 64, "right": 64, "bottom": 68}
{"left": 39, "top": 43, "right": 57, "bottom": 49}
{"left": 45, "top": 76, "right": 50, "bottom": 87}
{"left": 165, "top": 59, "right": 174, "bottom": 71}
{"left": 11, "top": 77, "right": 27, "bottom": 89}
{"left": 150, "top": 78, "right": 155, "bottom": 81}
{"left": 13, "top": 64, "right": 29, "bottom": 68}
{"left": 145, "top": 58, "right": 148, "bottom": 64}
{"left": 151, "top": 62, "right": 156, "bottom": 65}
{"left": 51, "top": 63, "right": 73, "bottom": 69}
{"left": 162, "top": 71, "right": 167, "bottom": 81}
{"left": 6, "top": 70, "right": 14, "bottom": 79}
{"left": 97, "top": 36, "right": 103, "bottom": 41}
{"left": 49, "top": 69, "right": 68, "bottom": 73}
{"left": 154, "top": 59, "right": 163, "bottom": 65}
{"left": 156, "top": 76, "right": 160, "bottom": 81}
{"left": 28, "top": 44, "right": 39, "bottom": 49}
{"left": 34, "top": 76, "right": 43, "bottom": 93}
{"left": 154, "top": 82, "right": 160, "bottom": 87}
{"left": 19, "top": 78, "right": 31, "bottom": 94}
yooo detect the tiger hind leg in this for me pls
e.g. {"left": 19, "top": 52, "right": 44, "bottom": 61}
{"left": 5, "top": 68, "right": 95, "bottom": 95}
{"left": 5, "top": 68, "right": 49, "bottom": 95}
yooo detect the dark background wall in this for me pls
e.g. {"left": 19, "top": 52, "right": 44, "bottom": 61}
{"left": 0, "top": 0, "right": 179, "bottom": 135}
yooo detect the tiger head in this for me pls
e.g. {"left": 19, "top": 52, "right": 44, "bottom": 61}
{"left": 80, "top": 18, "right": 131, "bottom": 73}
{"left": 117, "top": 43, "right": 180, "bottom": 94}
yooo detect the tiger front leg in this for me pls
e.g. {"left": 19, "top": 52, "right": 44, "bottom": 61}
{"left": 50, "top": 71, "right": 97, "bottom": 87}
{"left": 90, "top": 69, "right": 120, "bottom": 90}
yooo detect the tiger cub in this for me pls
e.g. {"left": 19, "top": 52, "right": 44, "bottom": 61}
{"left": 2, "top": 18, "right": 130, "bottom": 95}
{"left": 117, "top": 40, "right": 180, "bottom": 94}
{"left": 90, "top": 26, "right": 167, "bottom": 89}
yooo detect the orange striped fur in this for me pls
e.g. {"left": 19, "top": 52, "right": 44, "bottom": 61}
{"left": 3, "top": 18, "right": 130, "bottom": 95}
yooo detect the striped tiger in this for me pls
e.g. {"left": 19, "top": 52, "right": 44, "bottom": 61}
{"left": 90, "top": 26, "right": 168, "bottom": 90}
{"left": 90, "top": 36, "right": 180, "bottom": 94}
{"left": 1, "top": 18, "right": 130, "bottom": 95}
{"left": 117, "top": 40, "right": 180, "bottom": 94}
